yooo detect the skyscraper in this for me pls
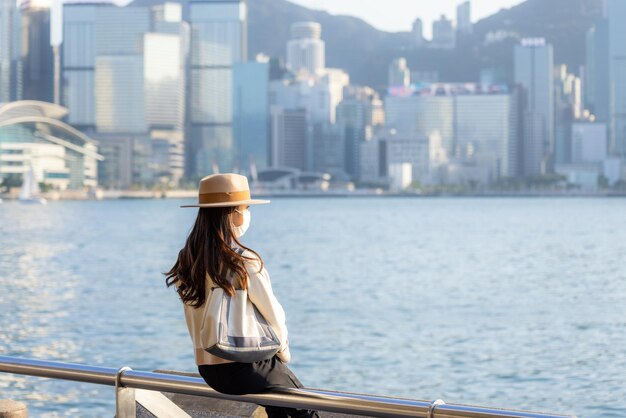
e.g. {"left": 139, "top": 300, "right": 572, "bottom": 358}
{"left": 337, "top": 86, "right": 383, "bottom": 181}
{"left": 270, "top": 107, "right": 307, "bottom": 170}
{"left": 432, "top": 15, "right": 455, "bottom": 49}
{"left": 188, "top": 0, "right": 246, "bottom": 178}
{"left": 456, "top": 1, "right": 472, "bottom": 35}
{"left": 63, "top": 2, "right": 110, "bottom": 129}
{"left": 233, "top": 57, "right": 270, "bottom": 173}
{"left": 62, "top": 2, "right": 188, "bottom": 187}
{"left": 412, "top": 18, "right": 424, "bottom": 48}
{"left": 585, "top": 19, "right": 610, "bottom": 123}
{"left": 286, "top": 22, "right": 325, "bottom": 75}
{"left": 607, "top": 0, "right": 626, "bottom": 158}
{"left": 554, "top": 65, "right": 582, "bottom": 165}
{"left": 515, "top": 38, "right": 554, "bottom": 176}
{"left": 19, "top": 0, "right": 54, "bottom": 102}
{"left": 0, "top": 0, "right": 14, "bottom": 102}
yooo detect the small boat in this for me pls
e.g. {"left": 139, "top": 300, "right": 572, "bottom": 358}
{"left": 19, "top": 164, "right": 47, "bottom": 205}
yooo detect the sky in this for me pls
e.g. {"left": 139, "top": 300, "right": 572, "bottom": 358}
{"left": 288, "top": 0, "right": 525, "bottom": 38}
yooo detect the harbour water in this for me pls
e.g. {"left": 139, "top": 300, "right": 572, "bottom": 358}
{"left": 0, "top": 197, "right": 625, "bottom": 417}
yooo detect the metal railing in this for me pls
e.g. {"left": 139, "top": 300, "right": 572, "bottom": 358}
{"left": 0, "top": 355, "right": 575, "bottom": 418}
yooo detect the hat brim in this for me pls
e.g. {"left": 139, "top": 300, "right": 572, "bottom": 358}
{"left": 180, "top": 199, "right": 270, "bottom": 208}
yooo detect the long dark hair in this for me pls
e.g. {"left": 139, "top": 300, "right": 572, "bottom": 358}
{"left": 165, "top": 206, "right": 264, "bottom": 308}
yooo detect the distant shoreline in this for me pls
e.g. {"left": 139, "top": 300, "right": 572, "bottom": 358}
{"left": 3, "top": 189, "right": 626, "bottom": 201}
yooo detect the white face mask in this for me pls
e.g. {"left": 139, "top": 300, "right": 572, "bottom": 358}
{"left": 233, "top": 208, "right": 251, "bottom": 238}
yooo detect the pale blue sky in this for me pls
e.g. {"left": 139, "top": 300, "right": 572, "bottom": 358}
{"left": 289, "top": 0, "right": 524, "bottom": 38}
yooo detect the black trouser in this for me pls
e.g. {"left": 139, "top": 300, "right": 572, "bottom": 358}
{"left": 198, "top": 355, "right": 320, "bottom": 418}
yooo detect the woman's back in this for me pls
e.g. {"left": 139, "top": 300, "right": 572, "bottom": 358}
{"left": 166, "top": 173, "right": 317, "bottom": 418}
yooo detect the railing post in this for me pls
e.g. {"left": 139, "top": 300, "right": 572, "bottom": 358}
{"left": 115, "top": 367, "right": 136, "bottom": 418}
{"left": 427, "top": 399, "right": 445, "bottom": 418}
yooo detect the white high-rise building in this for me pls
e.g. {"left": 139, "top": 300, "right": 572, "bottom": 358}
{"left": 286, "top": 22, "right": 325, "bottom": 75}
{"left": 607, "top": 0, "right": 626, "bottom": 158}
{"left": 388, "top": 58, "right": 410, "bottom": 88}
{"left": 456, "top": 1, "right": 472, "bottom": 35}
{"left": 515, "top": 38, "right": 554, "bottom": 176}
{"left": 270, "top": 70, "right": 348, "bottom": 128}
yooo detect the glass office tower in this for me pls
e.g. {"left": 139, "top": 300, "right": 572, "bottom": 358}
{"left": 607, "top": 0, "right": 626, "bottom": 158}
{"left": 233, "top": 59, "right": 269, "bottom": 173}
{"left": 189, "top": 0, "right": 246, "bottom": 178}
{"left": 0, "top": 0, "right": 14, "bottom": 102}
{"left": 20, "top": 0, "right": 54, "bottom": 102}
{"left": 514, "top": 38, "right": 554, "bottom": 175}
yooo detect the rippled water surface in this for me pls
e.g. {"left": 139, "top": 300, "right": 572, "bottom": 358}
{"left": 0, "top": 197, "right": 625, "bottom": 417}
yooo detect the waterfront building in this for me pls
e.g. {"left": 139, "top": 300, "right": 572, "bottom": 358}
{"left": 515, "top": 38, "right": 554, "bottom": 176}
{"left": 0, "top": 100, "right": 102, "bottom": 189}
{"left": 602, "top": 157, "right": 623, "bottom": 186}
{"left": 412, "top": 18, "right": 424, "bottom": 48}
{"left": 571, "top": 122, "right": 607, "bottom": 164}
{"left": 337, "top": 85, "right": 383, "bottom": 181}
{"left": 456, "top": 1, "right": 472, "bottom": 35}
{"left": 385, "top": 89, "right": 454, "bottom": 152}
{"left": 269, "top": 106, "right": 307, "bottom": 171}
{"left": 286, "top": 22, "right": 325, "bottom": 76}
{"left": 554, "top": 121, "right": 613, "bottom": 192}
{"left": 19, "top": 0, "right": 54, "bottom": 103}
{"left": 359, "top": 128, "right": 429, "bottom": 188}
{"left": 554, "top": 121, "right": 608, "bottom": 191}
{"left": 253, "top": 167, "right": 330, "bottom": 192}
{"left": 62, "top": 2, "right": 188, "bottom": 187}
{"left": 431, "top": 15, "right": 455, "bottom": 49}
{"left": 93, "top": 132, "right": 151, "bottom": 189}
{"left": 388, "top": 58, "right": 410, "bottom": 88}
{"left": 607, "top": 0, "right": 626, "bottom": 158}
{"left": 233, "top": 57, "right": 270, "bottom": 173}
{"left": 455, "top": 91, "right": 519, "bottom": 181}
{"left": 385, "top": 83, "right": 517, "bottom": 183}
{"left": 311, "top": 123, "right": 344, "bottom": 179}
{"left": 188, "top": 0, "right": 246, "bottom": 177}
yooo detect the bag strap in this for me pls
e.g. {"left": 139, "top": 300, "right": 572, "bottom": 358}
{"left": 228, "top": 247, "right": 246, "bottom": 290}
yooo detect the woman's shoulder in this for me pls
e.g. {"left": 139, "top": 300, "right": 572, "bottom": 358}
{"left": 236, "top": 247, "right": 265, "bottom": 273}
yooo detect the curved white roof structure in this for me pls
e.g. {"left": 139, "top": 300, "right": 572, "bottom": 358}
{"left": 0, "top": 100, "right": 68, "bottom": 122}
{"left": 0, "top": 100, "right": 102, "bottom": 160}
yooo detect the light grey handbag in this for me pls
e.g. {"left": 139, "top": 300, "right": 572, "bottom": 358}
{"left": 200, "top": 248, "right": 281, "bottom": 363}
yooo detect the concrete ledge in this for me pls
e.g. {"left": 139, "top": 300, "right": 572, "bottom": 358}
{"left": 141, "top": 370, "right": 367, "bottom": 418}
{"left": 0, "top": 399, "right": 27, "bottom": 418}
{"left": 138, "top": 371, "right": 264, "bottom": 418}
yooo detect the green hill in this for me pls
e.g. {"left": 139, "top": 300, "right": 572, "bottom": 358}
{"left": 129, "top": 0, "right": 603, "bottom": 88}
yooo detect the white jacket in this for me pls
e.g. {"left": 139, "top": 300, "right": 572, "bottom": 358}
{"left": 182, "top": 249, "right": 291, "bottom": 365}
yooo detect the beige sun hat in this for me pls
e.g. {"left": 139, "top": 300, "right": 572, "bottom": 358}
{"left": 180, "top": 173, "right": 270, "bottom": 208}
